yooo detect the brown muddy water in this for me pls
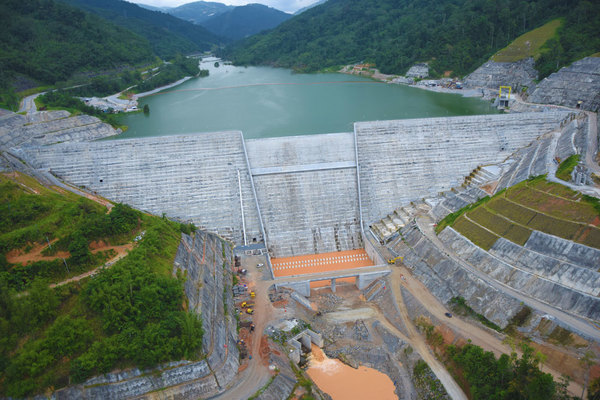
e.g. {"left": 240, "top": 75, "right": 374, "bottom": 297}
{"left": 306, "top": 345, "right": 397, "bottom": 400}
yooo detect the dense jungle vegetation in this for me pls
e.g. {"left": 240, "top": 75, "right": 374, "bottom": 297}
{"left": 225, "top": 0, "right": 600, "bottom": 78}
{"left": 0, "top": 0, "right": 219, "bottom": 110}
{"left": 0, "top": 174, "right": 203, "bottom": 397}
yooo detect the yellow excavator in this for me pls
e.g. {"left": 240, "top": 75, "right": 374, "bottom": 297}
{"left": 387, "top": 256, "right": 403, "bottom": 264}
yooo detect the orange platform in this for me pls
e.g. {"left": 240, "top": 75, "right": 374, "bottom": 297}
{"left": 271, "top": 249, "right": 374, "bottom": 278}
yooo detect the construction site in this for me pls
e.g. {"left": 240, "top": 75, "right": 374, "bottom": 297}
{"left": 1, "top": 57, "right": 600, "bottom": 400}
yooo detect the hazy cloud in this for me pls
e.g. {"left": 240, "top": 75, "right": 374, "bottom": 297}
{"left": 128, "top": 0, "right": 321, "bottom": 13}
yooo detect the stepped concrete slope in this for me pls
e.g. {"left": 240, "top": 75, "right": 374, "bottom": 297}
{"left": 0, "top": 110, "right": 116, "bottom": 149}
{"left": 496, "top": 112, "right": 585, "bottom": 191}
{"left": 246, "top": 133, "right": 362, "bottom": 257}
{"left": 55, "top": 232, "right": 238, "bottom": 399}
{"left": 356, "top": 112, "right": 570, "bottom": 225}
{"left": 529, "top": 57, "right": 600, "bottom": 111}
{"left": 392, "top": 223, "right": 523, "bottom": 328}
{"left": 440, "top": 228, "right": 600, "bottom": 321}
{"left": 15, "top": 132, "right": 262, "bottom": 244}
{"left": 464, "top": 58, "right": 538, "bottom": 92}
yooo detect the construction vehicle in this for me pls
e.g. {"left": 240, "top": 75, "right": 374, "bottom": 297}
{"left": 246, "top": 308, "right": 254, "bottom": 315}
{"left": 388, "top": 256, "right": 403, "bottom": 264}
{"left": 250, "top": 291, "right": 255, "bottom": 298}
{"left": 241, "top": 301, "right": 254, "bottom": 308}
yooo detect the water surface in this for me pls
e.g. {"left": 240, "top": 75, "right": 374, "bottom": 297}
{"left": 307, "top": 345, "right": 397, "bottom": 400}
{"left": 118, "top": 58, "right": 497, "bottom": 139}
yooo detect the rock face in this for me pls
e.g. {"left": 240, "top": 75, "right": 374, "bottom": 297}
{"left": 0, "top": 110, "right": 117, "bottom": 149}
{"left": 464, "top": 58, "right": 538, "bottom": 92}
{"left": 529, "top": 57, "right": 600, "bottom": 111}
{"left": 53, "top": 231, "right": 239, "bottom": 399}
{"left": 406, "top": 63, "right": 429, "bottom": 78}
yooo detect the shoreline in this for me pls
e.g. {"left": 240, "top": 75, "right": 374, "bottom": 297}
{"left": 133, "top": 76, "right": 193, "bottom": 99}
{"left": 339, "top": 66, "right": 484, "bottom": 98}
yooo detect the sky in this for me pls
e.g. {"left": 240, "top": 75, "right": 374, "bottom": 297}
{"left": 128, "top": 0, "right": 321, "bottom": 13}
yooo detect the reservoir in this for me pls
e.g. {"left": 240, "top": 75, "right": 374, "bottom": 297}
{"left": 118, "top": 58, "right": 497, "bottom": 140}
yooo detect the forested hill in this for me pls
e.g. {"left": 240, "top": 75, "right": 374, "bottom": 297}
{"left": 61, "top": 0, "right": 224, "bottom": 60}
{"left": 225, "top": 0, "right": 600, "bottom": 77}
{"left": 201, "top": 4, "right": 292, "bottom": 41}
{"left": 167, "top": 1, "right": 233, "bottom": 25}
{"left": 0, "top": 0, "right": 154, "bottom": 93}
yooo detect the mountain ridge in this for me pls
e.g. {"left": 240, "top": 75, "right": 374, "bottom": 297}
{"left": 200, "top": 3, "right": 291, "bottom": 41}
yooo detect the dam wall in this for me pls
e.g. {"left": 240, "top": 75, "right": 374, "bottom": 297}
{"left": 13, "top": 113, "right": 571, "bottom": 256}
{"left": 356, "top": 112, "right": 570, "bottom": 225}
{"left": 15, "top": 132, "right": 262, "bottom": 244}
{"left": 246, "top": 133, "right": 362, "bottom": 257}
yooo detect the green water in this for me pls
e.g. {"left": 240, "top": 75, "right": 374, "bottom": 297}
{"left": 118, "top": 58, "right": 497, "bottom": 139}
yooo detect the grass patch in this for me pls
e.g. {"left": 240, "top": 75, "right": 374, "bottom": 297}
{"left": 548, "top": 326, "right": 574, "bottom": 346}
{"left": 445, "top": 177, "right": 600, "bottom": 250}
{"left": 493, "top": 19, "right": 562, "bottom": 62}
{"left": 503, "top": 224, "right": 532, "bottom": 245}
{"left": 579, "top": 227, "right": 600, "bottom": 248}
{"left": 556, "top": 154, "right": 580, "bottom": 182}
{"left": 449, "top": 297, "right": 502, "bottom": 331}
{"left": 527, "top": 213, "right": 581, "bottom": 240}
{"left": 435, "top": 195, "right": 491, "bottom": 234}
{"left": 468, "top": 206, "right": 513, "bottom": 236}
{"left": 487, "top": 197, "right": 536, "bottom": 225}
{"left": 453, "top": 215, "right": 499, "bottom": 250}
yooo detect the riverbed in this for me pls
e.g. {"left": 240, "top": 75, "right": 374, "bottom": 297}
{"left": 116, "top": 58, "right": 498, "bottom": 140}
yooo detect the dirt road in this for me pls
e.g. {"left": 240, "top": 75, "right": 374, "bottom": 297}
{"left": 399, "top": 217, "right": 585, "bottom": 395}
{"left": 49, "top": 243, "right": 133, "bottom": 288}
{"left": 415, "top": 215, "right": 600, "bottom": 342}
{"left": 209, "top": 257, "right": 274, "bottom": 400}
{"left": 385, "top": 268, "right": 468, "bottom": 400}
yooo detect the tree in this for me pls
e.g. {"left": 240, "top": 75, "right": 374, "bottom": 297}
{"left": 143, "top": 104, "right": 150, "bottom": 114}
{"left": 68, "top": 231, "right": 91, "bottom": 266}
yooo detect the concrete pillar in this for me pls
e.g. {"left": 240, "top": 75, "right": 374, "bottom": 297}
{"left": 331, "top": 278, "right": 336, "bottom": 293}
{"left": 356, "top": 274, "right": 366, "bottom": 290}
{"left": 285, "top": 281, "right": 310, "bottom": 297}
{"left": 300, "top": 334, "right": 311, "bottom": 350}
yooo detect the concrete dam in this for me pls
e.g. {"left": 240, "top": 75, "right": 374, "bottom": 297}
{"left": 13, "top": 111, "right": 570, "bottom": 261}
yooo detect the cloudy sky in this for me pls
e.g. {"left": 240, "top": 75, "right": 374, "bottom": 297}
{"left": 128, "top": 0, "right": 320, "bottom": 13}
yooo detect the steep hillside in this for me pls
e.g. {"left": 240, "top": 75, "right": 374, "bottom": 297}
{"left": 0, "top": 0, "right": 154, "bottom": 107}
{"left": 167, "top": 0, "right": 233, "bottom": 24}
{"left": 201, "top": 3, "right": 292, "bottom": 41}
{"left": 225, "top": 0, "right": 596, "bottom": 76}
{"left": 492, "top": 19, "right": 562, "bottom": 63}
{"left": 62, "top": 0, "right": 224, "bottom": 59}
{"left": 0, "top": 172, "right": 202, "bottom": 397}
{"left": 294, "top": 0, "right": 328, "bottom": 15}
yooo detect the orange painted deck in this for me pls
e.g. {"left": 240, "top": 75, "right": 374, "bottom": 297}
{"left": 271, "top": 249, "right": 374, "bottom": 278}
